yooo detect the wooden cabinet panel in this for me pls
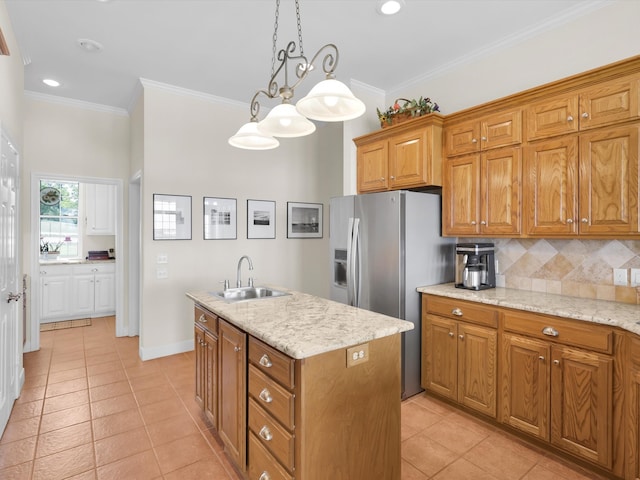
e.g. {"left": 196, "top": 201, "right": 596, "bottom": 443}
{"left": 523, "top": 136, "right": 579, "bottom": 236}
{"left": 501, "top": 334, "right": 550, "bottom": 440}
{"left": 579, "top": 75, "right": 640, "bottom": 130}
{"left": 204, "top": 329, "right": 218, "bottom": 427}
{"left": 446, "top": 121, "right": 481, "bottom": 156}
{"left": 389, "top": 128, "right": 428, "bottom": 189}
{"left": 249, "top": 336, "right": 294, "bottom": 390}
{"left": 627, "top": 336, "right": 640, "bottom": 480}
{"left": 194, "top": 325, "right": 206, "bottom": 410}
{"left": 526, "top": 93, "right": 580, "bottom": 141}
{"left": 578, "top": 125, "right": 639, "bottom": 235}
{"left": 218, "top": 319, "right": 247, "bottom": 471}
{"left": 443, "top": 154, "right": 480, "bottom": 235}
{"left": 357, "top": 140, "right": 388, "bottom": 193}
{"left": 425, "top": 295, "right": 498, "bottom": 327}
{"left": 248, "top": 398, "right": 295, "bottom": 472}
{"left": 248, "top": 432, "right": 293, "bottom": 480}
{"left": 550, "top": 345, "right": 613, "bottom": 469}
{"left": 481, "top": 147, "right": 521, "bottom": 235}
{"left": 481, "top": 110, "right": 522, "bottom": 150}
{"left": 423, "top": 314, "right": 457, "bottom": 400}
{"left": 249, "top": 365, "right": 295, "bottom": 430}
{"left": 457, "top": 323, "right": 497, "bottom": 417}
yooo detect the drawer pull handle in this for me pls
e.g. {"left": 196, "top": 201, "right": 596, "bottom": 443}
{"left": 451, "top": 308, "right": 463, "bottom": 317}
{"left": 259, "top": 473, "right": 271, "bottom": 480}
{"left": 199, "top": 314, "right": 207, "bottom": 323}
{"left": 259, "top": 354, "right": 273, "bottom": 368}
{"left": 259, "top": 388, "right": 273, "bottom": 403}
{"left": 542, "top": 326, "right": 559, "bottom": 337}
{"left": 259, "top": 425, "right": 273, "bottom": 441}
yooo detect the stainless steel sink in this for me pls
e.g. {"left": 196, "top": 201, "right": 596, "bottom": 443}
{"left": 212, "top": 286, "right": 290, "bottom": 303}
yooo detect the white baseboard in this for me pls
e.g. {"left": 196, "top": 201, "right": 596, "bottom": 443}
{"left": 139, "top": 339, "right": 193, "bottom": 361}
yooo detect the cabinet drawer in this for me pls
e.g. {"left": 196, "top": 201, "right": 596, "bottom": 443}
{"left": 194, "top": 305, "right": 218, "bottom": 333}
{"left": 248, "top": 432, "right": 293, "bottom": 480}
{"left": 249, "top": 365, "right": 295, "bottom": 430}
{"left": 503, "top": 310, "right": 613, "bottom": 354}
{"left": 249, "top": 398, "right": 294, "bottom": 472}
{"left": 249, "top": 336, "right": 295, "bottom": 390}
{"left": 424, "top": 295, "right": 498, "bottom": 328}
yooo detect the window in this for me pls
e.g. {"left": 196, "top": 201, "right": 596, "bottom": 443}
{"left": 39, "top": 180, "right": 79, "bottom": 258}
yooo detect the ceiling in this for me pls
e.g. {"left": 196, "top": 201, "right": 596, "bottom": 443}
{"left": 5, "top": 0, "right": 608, "bottom": 112}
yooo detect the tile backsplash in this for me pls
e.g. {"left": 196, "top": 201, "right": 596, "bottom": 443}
{"left": 487, "top": 239, "right": 640, "bottom": 305}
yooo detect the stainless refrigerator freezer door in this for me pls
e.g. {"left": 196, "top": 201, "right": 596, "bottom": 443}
{"left": 355, "top": 191, "right": 402, "bottom": 318}
{"left": 329, "top": 195, "right": 354, "bottom": 305}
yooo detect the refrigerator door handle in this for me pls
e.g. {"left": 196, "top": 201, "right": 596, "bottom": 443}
{"left": 352, "top": 217, "right": 361, "bottom": 308}
{"left": 346, "top": 217, "right": 355, "bottom": 306}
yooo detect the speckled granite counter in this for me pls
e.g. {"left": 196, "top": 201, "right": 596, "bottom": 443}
{"left": 418, "top": 283, "right": 640, "bottom": 336}
{"left": 186, "top": 289, "right": 413, "bottom": 359}
{"left": 39, "top": 259, "right": 115, "bottom": 265}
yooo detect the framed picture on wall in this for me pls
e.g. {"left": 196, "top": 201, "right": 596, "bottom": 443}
{"left": 203, "top": 197, "right": 237, "bottom": 240}
{"left": 153, "top": 194, "right": 192, "bottom": 240}
{"left": 247, "top": 199, "right": 276, "bottom": 239}
{"left": 287, "top": 201, "right": 323, "bottom": 238}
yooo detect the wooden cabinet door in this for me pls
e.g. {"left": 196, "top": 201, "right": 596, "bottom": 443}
{"left": 194, "top": 325, "right": 206, "bottom": 410}
{"left": 480, "top": 147, "right": 522, "bottom": 236}
{"left": 204, "top": 329, "right": 218, "bottom": 428}
{"left": 480, "top": 110, "right": 522, "bottom": 150}
{"left": 423, "top": 314, "right": 457, "bottom": 401}
{"left": 526, "top": 93, "right": 579, "bottom": 141}
{"left": 389, "top": 128, "right": 428, "bottom": 189}
{"left": 550, "top": 345, "right": 613, "bottom": 469}
{"left": 579, "top": 75, "right": 640, "bottom": 130}
{"left": 627, "top": 336, "right": 640, "bottom": 480}
{"left": 501, "top": 334, "right": 550, "bottom": 440}
{"left": 523, "top": 137, "right": 579, "bottom": 236}
{"left": 457, "top": 323, "right": 497, "bottom": 417}
{"left": 443, "top": 154, "right": 480, "bottom": 236}
{"left": 357, "top": 140, "right": 388, "bottom": 193}
{"left": 218, "top": 319, "right": 247, "bottom": 470}
{"left": 578, "top": 125, "right": 639, "bottom": 236}
{"left": 446, "top": 120, "right": 481, "bottom": 157}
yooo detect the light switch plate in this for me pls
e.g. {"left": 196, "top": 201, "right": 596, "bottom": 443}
{"left": 157, "top": 254, "right": 168, "bottom": 264}
{"left": 631, "top": 269, "right": 640, "bottom": 287}
{"left": 613, "top": 268, "right": 628, "bottom": 286}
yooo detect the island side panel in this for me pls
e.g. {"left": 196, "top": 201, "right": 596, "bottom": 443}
{"left": 295, "top": 334, "right": 402, "bottom": 480}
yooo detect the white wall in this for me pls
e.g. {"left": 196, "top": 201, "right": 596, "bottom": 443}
{"left": 138, "top": 84, "right": 343, "bottom": 359}
{"left": 343, "top": 0, "right": 640, "bottom": 193}
{"left": 0, "top": 0, "right": 23, "bottom": 147}
{"left": 21, "top": 97, "right": 130, "bottom": 347}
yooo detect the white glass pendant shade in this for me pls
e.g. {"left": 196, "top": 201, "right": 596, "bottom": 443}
{"left": 296, "top": 78, "right": 366, "bottom": 122}
{"left": 258, "top": 103, "right": 316, "bottom": 138}
{"left": 228, "top": 121, "right": 279, "bottom": 150}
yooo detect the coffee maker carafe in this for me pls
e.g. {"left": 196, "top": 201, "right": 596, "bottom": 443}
{"left": 455, "top": 243, "right": 496, "bottom": 290}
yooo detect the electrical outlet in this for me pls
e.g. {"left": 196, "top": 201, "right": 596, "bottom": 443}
{"left": 157, "top": 254, "right": 168, "bottom": 264}
{"left": 346, "top": 343, "right": 369, "bottom": 367}
{"left": 613, "top": 268, "right": 628, "bottom": 286}
{"left": 156, "top": 268, "right": 168, "bottom": 279}
{"left": 631, "top": 268, "right": 640, "bottom": 287}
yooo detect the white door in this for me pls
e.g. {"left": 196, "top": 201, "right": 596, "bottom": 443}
{"left": 0, "top": 127, "right": 21, "bottom": 435}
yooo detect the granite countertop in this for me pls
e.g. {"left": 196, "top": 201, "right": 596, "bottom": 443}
{"left": 186, "top": 288, "right": 413, "bottom": 360}
{"left": 418, "top": 283, "right": 640, "bottom": 336}
{"left": 39, "top": 259, "right": 115, "bottom": 266}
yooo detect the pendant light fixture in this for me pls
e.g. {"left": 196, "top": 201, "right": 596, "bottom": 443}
{"left": 228, "top": 0, "right": 365, "bottom": 150}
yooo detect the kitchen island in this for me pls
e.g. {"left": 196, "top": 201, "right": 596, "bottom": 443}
{"left": 186, "top": 288, "right": 412, "bottom": 480}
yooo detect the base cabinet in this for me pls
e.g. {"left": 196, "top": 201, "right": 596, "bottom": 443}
{"left": 422, "top": 297, "right": 498, "bottom": 418}
{"left": 627, "top": 336, "right": 640, "bottom": 480}
{"left": 218, "top": 318, "right": 247, "bottom": 471}
{"left": 194, "top": 306, "right": 218, "bottom": 427}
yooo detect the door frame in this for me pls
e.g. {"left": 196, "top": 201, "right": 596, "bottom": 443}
{"left": 127, "top": 171, "right": 141, "bottom": 337}
{"left": 28, "top": 172, "right": 125, "bottom": 352}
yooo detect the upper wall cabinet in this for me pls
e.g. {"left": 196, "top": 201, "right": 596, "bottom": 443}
{"left": 85, "top": 183, "right": 116, "bottom": 236}
{"left": 445, "top": 110, "right": 522, "bottom": 157}
{"left": 353, "top": 114, "right": 444, "bottom": 194}
{"left": 526, "top": 75, "right": 640, "bottom": 141}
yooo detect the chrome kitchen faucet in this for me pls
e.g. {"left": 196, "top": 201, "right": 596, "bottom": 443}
{"left": 236, "top": 255, "right": 254, "bottom": 288}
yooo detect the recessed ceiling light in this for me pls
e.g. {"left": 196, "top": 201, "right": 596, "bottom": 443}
{"left": 77, "top": 38, "right": 103, "bottom": 52}
{"left": 42, "top": 78, "right": 60, "bottom": 87}
{"left": 377, "top": 0, "right": 405, "bottom": 15}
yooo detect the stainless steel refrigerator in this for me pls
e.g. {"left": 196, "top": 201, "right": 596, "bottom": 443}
{"left": 329, "top": 190, "right": 455, "bottom": 399}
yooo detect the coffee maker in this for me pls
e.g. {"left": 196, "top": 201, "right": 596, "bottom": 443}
{"left": 455, "top": 243, "right": 496, "bottom": 290}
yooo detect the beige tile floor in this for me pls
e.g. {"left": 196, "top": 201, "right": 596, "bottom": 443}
{"left": 0, "top": 317, "right": 610, "bottom": 479}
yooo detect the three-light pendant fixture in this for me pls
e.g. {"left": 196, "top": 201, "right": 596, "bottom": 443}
{"left": 228, "top": 0, "right": 366, "bottom": 150}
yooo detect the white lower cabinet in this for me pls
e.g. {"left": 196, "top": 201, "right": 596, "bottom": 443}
{"left": 40, "top": 263, "right": 115, "bottom": 321}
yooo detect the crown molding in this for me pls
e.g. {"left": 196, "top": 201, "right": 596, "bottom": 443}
{"left": 24, "top": 91, "right": 129, "bottom": 116}
{"left": 137, "top": 78, "right": 248, "bottom": 109}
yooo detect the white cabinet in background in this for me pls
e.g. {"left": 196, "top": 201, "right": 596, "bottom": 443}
{"left": 40, "top": 265, "right": 73, "bottom": 320}
{"left": 85, "top": 183, "right": 116, "bottom": 235}
{"left": 71, "top": 264, "right": 115, "bottom": 316}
